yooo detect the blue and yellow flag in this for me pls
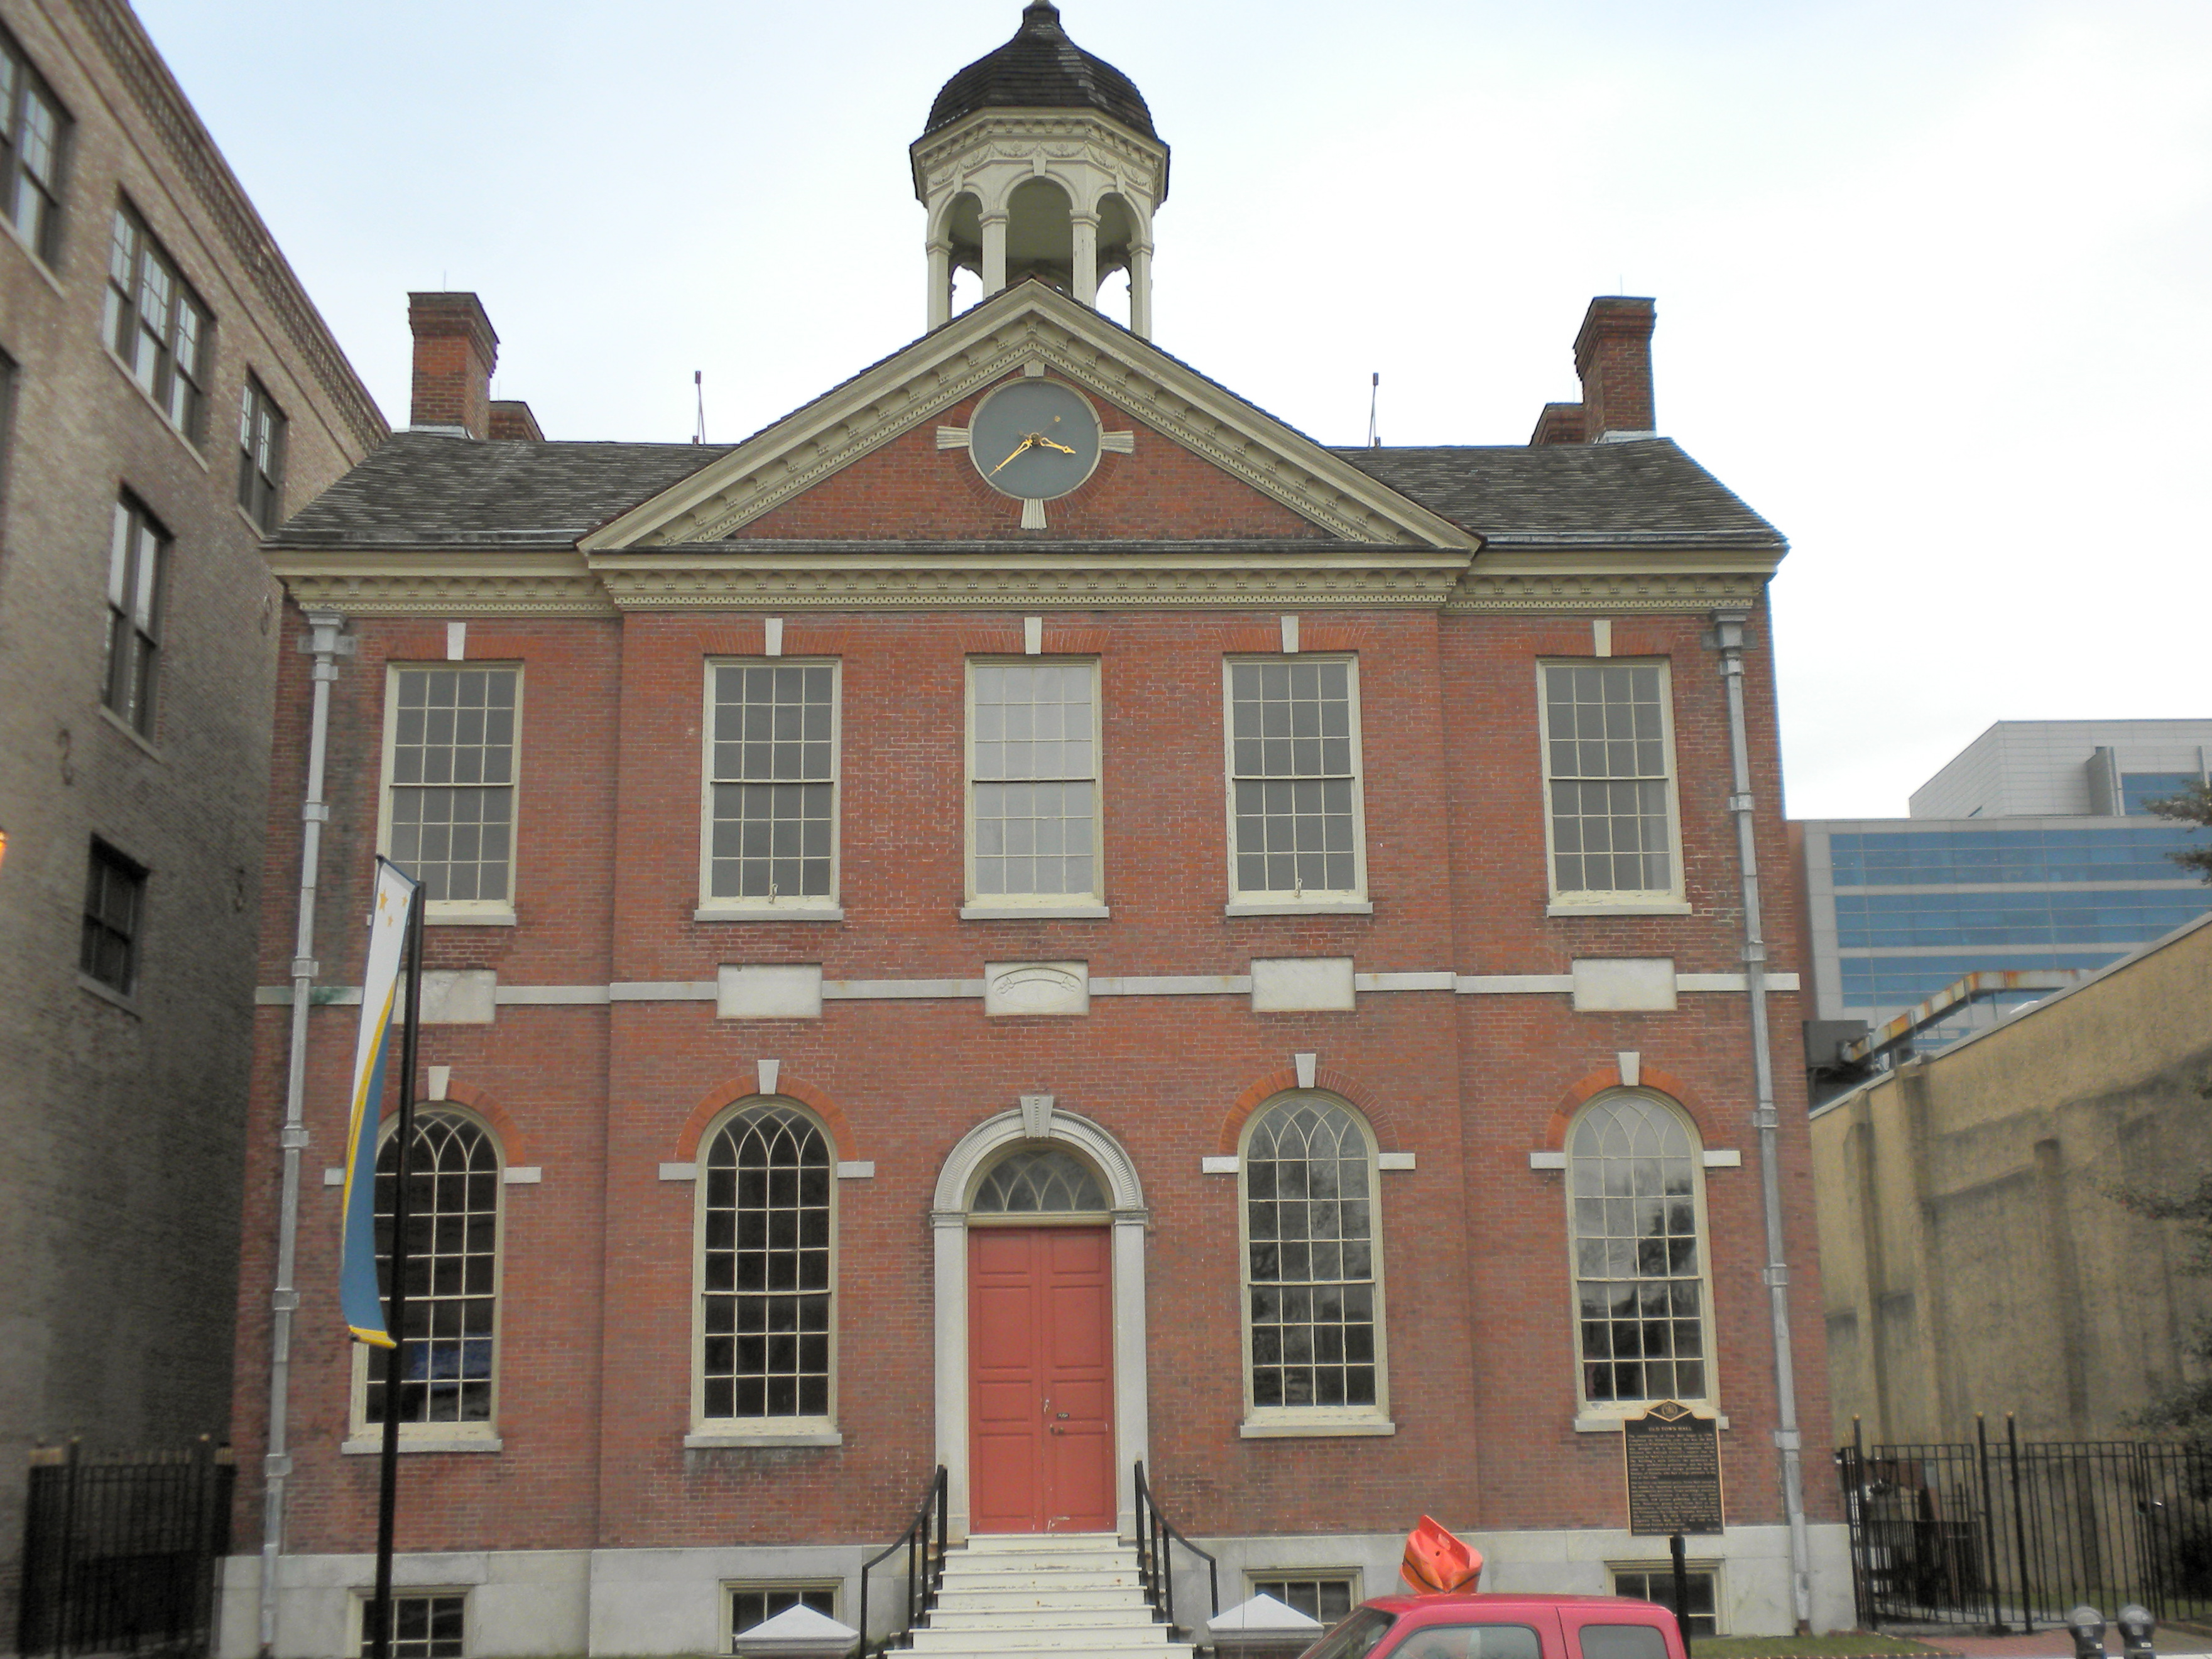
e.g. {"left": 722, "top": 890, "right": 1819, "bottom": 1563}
{"left": 339, "top": 859, "right": 420, "bottom": 1348}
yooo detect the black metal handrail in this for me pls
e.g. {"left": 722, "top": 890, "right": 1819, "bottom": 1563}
{"left": 856, "top": 1466, "right": 949, "bottom": 1658}
{"left": 1135, "top": 1460, "right": 1219, "bottom": 1638}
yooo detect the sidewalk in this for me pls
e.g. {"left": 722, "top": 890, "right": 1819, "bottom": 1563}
{"left": 1939, "top": 1636, "right": 2211, "bottom": 1659}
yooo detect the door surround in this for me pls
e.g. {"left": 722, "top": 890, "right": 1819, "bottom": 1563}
{"left": 933, "top": 1105, "right": 1148, "bottom": 1542}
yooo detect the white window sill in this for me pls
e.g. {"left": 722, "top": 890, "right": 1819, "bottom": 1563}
{"left": 1547, "top": 900, "right": 1693, "bottom": 917}
{"left": 341, "top": 1434, "right": 503, "bottom": 1455}
{"left": 77, "top": 973, "right": 141, "bottom": 1015}
{"left": 684, "top": 1428, "right": 844, "bottom": 1449}
{"left": 960, "top": 903, "right": 1111, "bottom": 920}
{"left": 1574, "top": 1411, "right": 1728, "bottom": 1433}
{"left": 1224, "top": 900, "right": 1374, "bottom": 918}
{"left": 1239, "top": 1416, "right": 1396, "bottom": 1439}
{"left": 98, "top": 704, "right": 163, "bottom": 758}
{"left": 427, "top": 905, "right": 516, "bottom": 927}
{"left": 102, "top": 345, "right": 212, "bottom": 471}
{"left": 693, "top": 905, "right": 845, "bottom": 923}
{"left": 1, "top": 212, "right": 66, "bottom": 296}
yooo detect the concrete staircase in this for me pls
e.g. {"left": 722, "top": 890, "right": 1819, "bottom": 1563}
{"left": 903, "top": 1532, "right": 1195, "bottom": 1659}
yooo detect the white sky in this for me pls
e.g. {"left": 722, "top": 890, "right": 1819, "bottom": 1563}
{"left": 134, "top": 0, "right": 2212, "bottom": 819}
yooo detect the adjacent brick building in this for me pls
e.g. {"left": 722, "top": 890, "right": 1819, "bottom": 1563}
{"left": 222, "top": 6, "right": 1842, "bottom": 1653}
{"left": 0, "top": 0, "right": 383, "bottom": 1635}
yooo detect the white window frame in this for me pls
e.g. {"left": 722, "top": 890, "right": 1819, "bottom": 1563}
{"left": 345, "top": 1107, "right": 506, "bottom": 1449}
{"left": 376, "top": 663, "right": 524, "bottom": 926}
{"left": 696, "top": 658, "right": 842, "bottom": 920}
{"left": 1236, "top": 1091, "right": 1392, "bottom": 1438}
{"left": 687, "top": 1098, "right": 841, "bottom": 1446}
{"left": 1564, "top": 1090, "right": 1720, "bottom": 1425}
{"left": 1221, "top": 655, "right": 1370, "bottom": 916}
{"left": 962, "top": 655, "right": 1106, "bottom": 918}
{"left": 350, "top": 1587, "right": 468, "bottom": 1659}
{"left": 721, "top": 1580, "right": 842, "bottom": 1655}
{"left": 1606, "top": 1560, "right": 1724, "bottom": 1636}
{"left": 1245, "top": 1570, "right": 1365, "bottom": 1625}
{"left": 1536, "top": 658, "right": 1688, "bottom": 916}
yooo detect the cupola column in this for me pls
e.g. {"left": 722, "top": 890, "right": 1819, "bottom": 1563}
{"left": 1071, "top": 211, "right": 1099, "bottom": 307}
{"left": 927, "top": 240, "right": 953, "bottom": 330}
{"left": 981, "top": 213, "right": 1009, "bottom": 296}
{"left": 1128, "top": 242, "right": 1153, "bottom": 339}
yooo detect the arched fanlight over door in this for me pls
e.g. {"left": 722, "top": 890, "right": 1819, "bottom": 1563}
{"left": 972, "top": 1145, "right": 1108, "bottom": 1214}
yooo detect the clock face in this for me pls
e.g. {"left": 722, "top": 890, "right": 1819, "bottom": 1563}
{"left": 969, "top": 379, "right": 1103, "bottom": 501}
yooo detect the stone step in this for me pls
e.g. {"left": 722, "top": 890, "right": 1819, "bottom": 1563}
{"left": 935, "top": 1589, "right": 1149, "bottom": 1614}
{"left": 929, "top": 1606, "right": 1158, "bottom": 1629}
{"left": 940, "top": 1569, "right": 1143, "bottom": 1593}
{"left": 906, "top": 1631, "right": 1181, "bottom": 1654}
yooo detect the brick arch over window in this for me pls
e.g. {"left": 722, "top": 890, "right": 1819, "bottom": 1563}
{"left": 1541, "top": 1061, "right": 1712, "bottom": 1151}
{"left": 1218, "top": 1063, "right": 1392, "bottom": 1156}
{"left": 436, "top": 1078, "right": 529, "bottom": 1165}
{"left": 674, "top": 1072, "right": 857, "bottom": 1161}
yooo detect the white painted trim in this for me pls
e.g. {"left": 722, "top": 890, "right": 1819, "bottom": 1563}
{"left": 658, "top": 1163, "right": 698, "bottom": 1182}
{"left": 1094, "top": 974, "right": 1250, "bottom": 996}
{"left": 961, "top": 903, "right": 1112, "bottom": 920}
{"left": 501, "top": 1167, "right": 542, "bottom": 1185}
{"left": 930, "top": 1109, "right": 1148, "bottom": 1542}
{"left": 1701, "top": 1150, "right": 1743, "bottom": 1168}
{"left": 1528, "top": 1151, "right": 1567, "bottom": 1170}
{"left": 1537, "top": 656, "right": 1686, "bottom": 911}
{"left": 835, "top": 1161, "right": 875, "bottom": 1180}
{"left": 1223, "top": 655, "right": 1368, "bottom": 910}
{"left": 700, "top": 658, "right": 841, "bottom": 917}
{"left": 1238, "top": 1418, "right": 1396, "bottom": 1439}
{"left": 684, "top": 1430, "right": 844, "bottom": 1449}
{"left": 1201, "top": 1155, "right": 1239, "bottom": 1175}
{"left": 1376, "top": 1151, "right": 1415, "bottom": 1172}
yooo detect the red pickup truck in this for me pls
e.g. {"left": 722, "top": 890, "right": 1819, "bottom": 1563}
{"left": 1297, "top": 1593, "right": 1689, "bottom": 1659}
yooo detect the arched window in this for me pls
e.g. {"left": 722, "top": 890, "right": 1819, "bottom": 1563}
{"left": 359, "top": 1109, "right": 501, "bottom": 1434}
{"left": 699, "top": 1102, "right": 833, "bottom": 1425}
{"left": 973, "top": 1145, "right": 1108, "bottom": 1214}
{"left": 1239, "top": 1095, "right": 1387, "bottom": 1423}
{"left": 1568, "top": 1092, "right": 1714, "bottom": 1408}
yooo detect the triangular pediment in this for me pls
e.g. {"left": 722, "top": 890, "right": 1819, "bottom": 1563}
{"left": 579, "top": 284, "right": 1474, "bottom": 552}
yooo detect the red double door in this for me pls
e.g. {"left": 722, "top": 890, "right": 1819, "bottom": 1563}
{"left": 969, "top": 1227, "right": 1116, "bottom": 1533}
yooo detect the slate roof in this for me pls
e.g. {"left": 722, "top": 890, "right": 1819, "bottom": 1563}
{"left": 273, "top": 432, "right": 729, "bottom": 548}
{"left": 1336, "top": 440, "right": 1785, "bottom": 551}
{"left": 273, "top": 430, "right": 1779, "bottom": 556}
{"left": 923, "top": 2, "right": 1157, "bottom": 141}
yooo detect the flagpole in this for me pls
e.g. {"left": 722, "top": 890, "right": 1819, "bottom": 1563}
{"left": 369, "top": 885, "right": 425, "bottom": 1659}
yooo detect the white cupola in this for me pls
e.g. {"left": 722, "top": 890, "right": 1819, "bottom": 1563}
{"left": 911, "top": 1, "right": 1169, "bottom": 337}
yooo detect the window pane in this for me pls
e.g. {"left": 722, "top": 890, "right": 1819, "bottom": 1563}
{"left": 702, "top": 1106, "right": 832, "bottom": 1420}
{"left": 389, "top": 668, "right": 519, "bottom": 903}
{"left": 1246, "top": 1099, "right": 1376, "bottom": 1410}
{"left": 1229, "top": 660, "right": 1358, "bottom": 894}
{"left": 1545, "top": 663, "right": 1672, "bottom": 895}
{"left": 1569, "top": 1097, "right": 1707, "bottom": 1404}
{"left": 364, "top": 1114, "right": 499, "bottom": 1427}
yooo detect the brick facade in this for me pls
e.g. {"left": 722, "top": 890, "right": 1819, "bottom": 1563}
{"left": 223, "top": 291, "right": 1843, "bottom": 1640}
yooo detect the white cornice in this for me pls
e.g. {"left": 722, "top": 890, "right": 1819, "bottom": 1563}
{"left": 590, "top": 546, "right": 1471, "bottom": 609}
{"left": 1446, "top": 570, "right": 1771, "bottom": 612}
{"left": 577, "top": 286, "right": 1477, "bottom": 555}
{"left": 265, "top": 550, "right": 613, "bottom": 616}
{"left": 910, "top": 110, "right": 1168, "bottom": 203}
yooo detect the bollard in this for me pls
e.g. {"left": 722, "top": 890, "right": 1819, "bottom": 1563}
{"left": 2116, "top": 1605, "right": 2155, "bottom": 1659}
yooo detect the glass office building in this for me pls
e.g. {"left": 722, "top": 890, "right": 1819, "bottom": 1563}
{"left": 1799, "top": 722, "right": 2212, "bottom": 1048}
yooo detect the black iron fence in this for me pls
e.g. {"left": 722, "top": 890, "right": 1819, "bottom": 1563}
{"left": 16, "top": 1440, "right": 234, "bottom": 1659}
{"left": 1134, "top": 1460, "right": 1218, "bottom": 1639}
{"left": 1837, "top": 1418, "right": 2212, "bottom": 1632}
{"left": 855, "top": 1465, "right": 947, "bottom": 1658}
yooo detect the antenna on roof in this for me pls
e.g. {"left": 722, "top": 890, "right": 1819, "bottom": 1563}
{"left": 693, "top": 371, "right": 706, "bottom": 445}
{"left": 1366, "top": 372, "right": 1380, "bottom": 449}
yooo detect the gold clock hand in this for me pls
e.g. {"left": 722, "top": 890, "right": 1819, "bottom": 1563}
{"left": 988, "top": 435, "right": 1038, "bottom": 477}
{"left": 1036, "top": 438, "right": 1077, "bottom": 455}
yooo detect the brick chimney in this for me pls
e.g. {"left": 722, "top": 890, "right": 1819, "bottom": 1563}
{"left": 1572, "top": 296, "right": 1657, "bottom": 439}
{"left": 1528, "top": 401, "right": 1586, "bottom": 446}
{"left": 488, "top": 400, "right": 543, "bottom": 441}
{"left": 408, "top": 291, "right": 498, "bottom": 438}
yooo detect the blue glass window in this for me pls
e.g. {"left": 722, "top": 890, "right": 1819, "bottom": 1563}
{"left": 2123, "top": 773, "right": 2201, "bottom": 816}
{"left": 1833, "top": 887, "right": 2212, "bottom": 950}
{"left": 1828, "top": 824, "right": 2205, "bottom": 887}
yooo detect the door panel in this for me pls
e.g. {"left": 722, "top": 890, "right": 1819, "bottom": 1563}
{"left": 969, "top": 1226, "right": 1115, "bottom": 1532}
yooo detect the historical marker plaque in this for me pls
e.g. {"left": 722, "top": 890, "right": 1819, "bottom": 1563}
{"left": 1622, "top": 1400, "right": 1723, "bottom": 1536}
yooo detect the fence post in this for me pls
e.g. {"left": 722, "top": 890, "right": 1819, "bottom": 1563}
{"left": 1975, "top": 1415, "right": 2002, "bottom": 1631}
{"left": 2005, "top": 1415, "right": 2035, "bottom": 1633}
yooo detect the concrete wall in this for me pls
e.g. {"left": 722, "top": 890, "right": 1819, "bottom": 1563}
{"left": 1812, "top": 913, "right": 2212, "bottom": 1444}
{"left": 0, "top": 0, "right": 383, "bottom": 1635}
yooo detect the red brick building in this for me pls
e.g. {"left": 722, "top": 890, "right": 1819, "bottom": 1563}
{"left": 223, "top": 7, "right": 1843, "bottom": 1654}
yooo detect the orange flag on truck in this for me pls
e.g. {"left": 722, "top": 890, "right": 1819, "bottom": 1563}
{"left": 1402, "top": 1515, "right": 1483, "bottom": 1594}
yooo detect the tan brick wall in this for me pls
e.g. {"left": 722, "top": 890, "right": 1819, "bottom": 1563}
{"left": 0, "top": 0, "right": 382, "bottom": 1624}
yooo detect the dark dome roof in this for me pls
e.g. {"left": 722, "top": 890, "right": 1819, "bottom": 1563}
{"left": 923, "top": 2, "right": 1157, "bottom": 140}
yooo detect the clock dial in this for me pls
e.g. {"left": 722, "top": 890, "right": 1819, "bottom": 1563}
{"left": 969, "top": 379, "right": 1103, "bottom": 501}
